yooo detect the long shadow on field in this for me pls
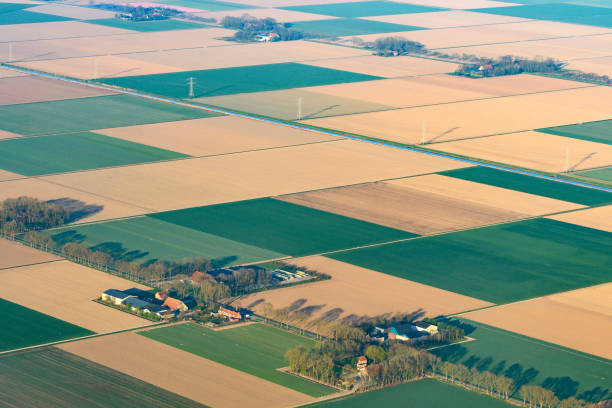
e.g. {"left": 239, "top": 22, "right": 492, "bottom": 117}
{"left": 89, "top": 242, "right": 149, "bottom": 262}
{"left": 542, "top": 376, "right": 579, "bottom": 400}
{"left": 302, "top": 104, "right": 341, "bottom": 119}
{"left": 47, "top": 198, "right": 103, "bottom": 223}
{"left": 578, "top": 386, "right": 611, "bottom": 402}
{"left": 211, "top": 256, "right": 238, "bottom": 268}
{"left": 51, "top": 230, "right": 86, "bottom": 246}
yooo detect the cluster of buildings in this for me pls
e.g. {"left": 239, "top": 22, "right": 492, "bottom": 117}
{"left": 371, "top": 321, "right": 438, "bottom": 343}
{"left": 101, "top": 288, "right": 195, "bottom": 319}
{"left": 211, "top": 306, "right": 248, "bottom": 322}
{"left": 272, "top": 268, "right": 311, "bottom": 284}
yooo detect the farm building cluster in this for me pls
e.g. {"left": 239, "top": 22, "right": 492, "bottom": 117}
{"left": 370, "top": 321, "right": 438, "bottom": 343}
{"left": 101, "top": 288, "right": 196, "bottom": 319}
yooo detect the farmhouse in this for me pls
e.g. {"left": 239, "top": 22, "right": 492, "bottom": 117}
{"left": 144, "top": 304, "right": 171, "bottom": 318}
{"left": 101, "top": 289, "right": 135, "bottom": 305}
{"left": 357, "top": 356, "right": 368, "bottom": 371}
{"left": 163, "top": 296, "right": 191, "bottom": 312}
{"left": 214, "top": 306, "right": 243, "bottom": 322}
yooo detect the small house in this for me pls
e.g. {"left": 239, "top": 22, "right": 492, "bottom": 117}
{"left": 144, "top": 305, "right": 171, "bottom": 318}
{"left": 357, "top": 356, "right": 368, "bottom": 371}
{"left": 216, "top": 306, "right": 242, "bottom": 322}
{"left": 163, "top": 296, "right": 189, "bottom": 312}
{"left": 101, "top": 289, "right": 135, "bottom": 306}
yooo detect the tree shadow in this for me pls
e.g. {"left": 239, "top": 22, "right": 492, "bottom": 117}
{"left": 297, "top": 304, "right": 325, "bottom": 317}
{"left": 432, "top": 344, "right": 468, "bottom": 363}
{"left": 578, "top": 386, "right": 610, "bottom": 402}
{"left": 47, "top": 198, "right": 103, "bottom": 223}
{"left": 89, "top": 242, "right": 149, "bottom": 262}
{"left": 319, "top": 307, "right": 344, "bottom": 322}
{"left": 542, "top": 376, "right": 579, "bottom": 400}
{"left": 51, "top": 230, "right": 86, "bottom": 246}
{"left": 286, "top": 298, "right": 308, "bottom": 312}
{"left": 504, "top": 364, "right": 539, "bottom": 392}
{"left": 476, "top": 356, "right": 494, "bottom": 371}
{"left": 491, "top": 360, "right": 507, "bottom": 376}
{"left": 246, "top": 298, "right": 265, "bottom": 309}
{"left": 464, "top": 355, "right": 480, "bottom": 369}
{"left": 211, "top": 255, "right": 238, "bottom": 269}
{"left": 433, "top": 316, "right": 477, "bottom": 336}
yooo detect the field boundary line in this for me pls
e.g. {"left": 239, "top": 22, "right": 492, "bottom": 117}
{"left": 0, "top": 258, "right": 63, "bottom": 272}
{"left": 426, "top": 336, "right": 476, "bottom": 351}
{"left": 3, "top": 64, "right": 611, "bottom": 195}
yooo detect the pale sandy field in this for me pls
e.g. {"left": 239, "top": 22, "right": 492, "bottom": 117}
{"left": 0, "top": 169, "right": 22, "bottom": 180}
{"left": 306, "top": 74, "right": 586, "bottom": 108}
{"left": 125, "top": 40, "right": 369, "bottom": 71}
{"left": 239, "top": 256, "right": 493, "bottom": 326}
{"left": 0, "top": 261, "right": 150, "bottom": 332}
{"left": 0, "top": 20, "right": 129, "bottom": 44}
{"left": 58, "top": 331, "right": 316, "bottom": 408}
{"left": 0, "top": 238, "right": 60, "bottom": 269}
{"left": 27, "top": 3, "right": 116, "bottom": 19}
{"left": 0, "top": 178, "right": 150, "bottom": 222}
{"left": 433, "top": 131, "right": 612, "bottom": 173}
{"left": 363, "top": 10, "right": 528, "bottom": 29}
{"left": 192, "top": 7, "right": 337, "bottom": 22}
{"left": 0, "top": 67, "right": 28, "bottom": 79}
{"left": 302, "top": 86, "right": 612, "bottom": 144}
{"left": 19, "top": 55, "right": 185, "bottom": 79}
{"left": 548, "top": 205, "right": 612, "bottom": 233}
{"left": 39, "top": 139, "right": 469, "bottom": 212}
{"left": 7, "top": 27, "right": 235, "bottom": 62}
{"left": 390, "top": 0, "right": 519, "bottom": 9}
{"left": 462, "top": 282, "right": 612, "bottom": 360}
{"left": 0, "top": 75, "right": 114, "bottom": 105}
{"left": 387, "top": 174, "right": 584, "bottom": 215}
{"left": 567, "top": 56, "right": 612, "bottom": 77}
{"left": 96, "top": 116, "right": 340, "bottom": 156}
{"left": 225, "top": 0, "right": 357, "bottom": 6}
{"left": 276, "top": 180, "right": 526, "bottom": 235}
{"left": 302, "top": 55, "right": 458, "bottom": 78}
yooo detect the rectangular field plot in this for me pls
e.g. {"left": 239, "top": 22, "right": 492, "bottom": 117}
{"left": 59, "top": 331, "right": 315, "bottom": 408}
{"left": 440, "top": 166, "right": 612, "bottom": 206}
{"left": 0, "top": 75, "right": 115, "bottom": 106}
{"left": 139, "top": 323, "right": 336, "bottom": 397}
{"left": 47, "top": 216, "right": 284, "bottom": 265}
{"left": 302, "top": 378, "right": 513, "bottom": 407}
{"left": 575, "top": 167, "right": 612, "bottom": 183}
{"left": 329, "top": 218, "right": 612, "bottom": 304}
{"left": 241, "top": 256, "right": 493, "bottom": 329}
{"left": 96, "top": 116, "right": 341, "bottom": 156}
{"left": 0, "top": 347, "right": 207, "bottom": 408}
{"left": 152, "top": 0, "right": 251, "bottom": 10}
{"left": 363, "top": 9, "right": 528, "bottom": 28}
{"left": 282, "top": 1, "right": 443, "bottom": 17}
{"left": 0, "top": 9, "right": 72, "bottom": 24}
{"left": 0, "top": 261, "right": 150, "bottom": 333}
{"left": 0, "top": 238, "right": 60, "bottom": 269}
{"left": 473, "top": 3, "right": 612, "bottom": 27}
{"left": 87, "top": 18, "right": 208, "bottom": 31}
{"left": 191, "top": 7, "right": 336, "bottom": 22}
{"left": 99, "top": 63, "right": 381, "bottom": 98}
{"left": 538, "top": 119, "right": 612, "bottom": 146}
{"left": 196, "top": 88, "right": 393, "bottom": 120}
{"left": 289, "top": 18, "right": 424, "bottom": 36}
{"left": 548, "top": 204, "right": 612, "bottom": 233}
{"left": 463, "top": 282, "right": 612, "bottom": 360}
{"left": 0, "top": 132, "right": 187, "bottom": 176}
{"left": 0, "top": 298, "right": 92, "bottom": 351}
{"left": 432, "top": 319, "right": 612, "bottom": 402}
{"left": 151, "top": 198, "right": 415, "bottom": 256}
{"left": 0, "top": 94, "right": 221, "bottom": 136}
{"left": 0, "top": 20, "right": 130, "bottom": 43}
{"left": 26, "top": 3, "right": 117, "bottom": 19}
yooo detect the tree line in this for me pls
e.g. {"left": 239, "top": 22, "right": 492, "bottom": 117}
{"left": 455, "top": 55, "right": 564, "bottom": 77}
{"left": 221, "top": 15, "right": 313, "bottom": 42}
{"left": 93, "top": 4, "right": 181, "bottom": 21}
{"left": 0, "top": 196, "right": 69, "bottom": 236}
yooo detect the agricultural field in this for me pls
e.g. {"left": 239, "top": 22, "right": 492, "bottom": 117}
{"left": 139, "top": 323, "right": 336, "bottom": 397}
{"left": 0, "top": 237, "right": 60, "bottom": 269}
{"left": 26, "top": 3, "right": 117, "bottom": 19}
{"left": 538, "top": 119, "right": 612, "bottom": 146}
{"left": 46, "top": 216, "right": 284, "bottom": 265}
{"left": 329, "top": 218, "right": 612, "bottom": 304}
{"left": 281, "top": 1, "right": 443, "bottom": 17}
{"left": 191, "top": 7, "right": 335, "bottom": 22}
{"left": 0, "top": 20, "right": 130, "bottom": 43}
{"left": 473, "top": 3, "right": 612, "bottom": 27}
{"left": 433, "top": 319, "right": 612, "bottom": 401}
{"left": 0, "top": 260, "right": 151, "bottom": 332}
{"left": 440, "top": 166, "right": 612, "bottom": 206}
{"left": 87, "top": 18, "right": 208, "bottom": 32}
{"left": 301, "top": 378, "right": 513, "bottom": 407}
{"left": 60, "top": 331, "right": 315, "bottom": 408}
{"left": 150, "top": 0, "right": 251, "bottom": 10}
{"left": 0, "top": 8, "right": 72, "bottom": 25}
{"left": 0, "top": 347, "right": 207, "bottom": 408}
{"left": 288, "top": 18, "right": 423, "bottom": 36}
{"left": 240, "top": 255, "right": 492, "bottom": 327}
{"left": 150, "top": 197, "right": 414, "bottom": 256}
{"left": 0, "top": 132, "right": 187, "bottom": 176}
{"left": 0, "top": 298, "right": 92, "bottom": 351}
{"left": 548, "top": 204, "right": 612, "bottom": 233}
{"left": 0, "top": 94, "right": 221, "bottom": 136}
{"left": 99, "top": 63, "right": 381, "bottom": 98}
{"left": 575, "top": 167, "right": 612, "bottom": 183}
{"left": 363, "top": 9, "right": 527, "bottom": 28}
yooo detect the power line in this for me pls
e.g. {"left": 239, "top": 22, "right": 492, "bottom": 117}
{"left": 187, "top": 77, "right": 195, "bottom": 98}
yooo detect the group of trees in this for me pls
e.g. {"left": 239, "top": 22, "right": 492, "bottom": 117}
{"left": 221, "top": 15, "right": 310, "bottom": 42}
{"left": 455, "top": 55, "right": 564, "bottom": 77}
{"left": 0, "top": 197, "right": 69, "bottom": 237}
{"left": 93, "top": 4, "right": 180, "bottom": 21}
{"left": 371, "top": 36, "right": 426, "bottom": 56}
{"left": 367, "top": 343, "right": 439, "bottom": 387}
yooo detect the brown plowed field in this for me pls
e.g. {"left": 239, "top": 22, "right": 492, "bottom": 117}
{"left": 0, "top": 169, "right": 21, "bottom": 180}
{"left": 390, "top": 0, "right": 519, "bottom": 8}
{"left": 387, "top": 174, "right": 583, "bottom": 215}
{"left": 462, "top": 282, "right": 612, "bottom": 360}
{"left": 568, "top": 56, "right": 612, "bottom": 78}
{"left": 548, "top": 205, "right": 612, "bottom": 233}
{"left": 0, "top": 68, "right": 28, "bottom": 79}
{"left": 0, "top": 238, "right": 60, "bottom": 269}
{"left": 58, "top": 331, "right": 315, "bottom": 408}
{"left": 302, "top": 55, "right": 458, "bottom": 78}
{"left": 96, "top": 116, "right": 339, "bottom": 156}
{"left": 302, "top": 86, "right": 612, "bottom": 144}
{"left": 363, "top": 10, "right": 527, "bottom": 28}
{"left": 433, "top": 131, "right": 612, "bottom": 173}
{"left": 40, "top": 139, "right": 470, "bottom": 212}
{"left": 0, "top": 261, "right": 150, "bottom": 332}
{"left": 276, "top": 180, "right": 526, "bottom": 235}
{"left": 239, "top": 256, "right": 493, "bottom": 327}
{"left": 0, "top": 20, "right": 129, "bottom": 44}
{"left": 27, "top": 3, "right": 116, "bottom": 19}
{"left": 0, "top": 75, "right": 115, "bottom": 105}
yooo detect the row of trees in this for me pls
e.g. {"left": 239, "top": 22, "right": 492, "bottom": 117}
{"left": 93, "top": 4, "right": 180, "bottom": 20}
{"left": 455, "top": 55, "right": 564, "bottom": 77}
{"left": 0, "top": 196, "right": 69, "bottom": 236}
{"left": 221, "top": 15, "right": 310, "bottom": 42}
{"left": 371, "top": 36, "right": 425, "bottom": 56}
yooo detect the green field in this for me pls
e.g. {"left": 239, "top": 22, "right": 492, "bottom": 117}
{"left": 289, "top": 18, "right": 424, "bottom": 36}
{"left": 99, "top": 63, "right": 382, "bottom": 99}
{"left": 538, "top": 119, "right": 612, "bottom": 146}
{"left": 0, "top": 9, "right": 72, "bottom": 24}
{"left": 0, "top": 347, "right": 207, "bottom": 408}
{"left": 282, "top": 1, "right": 442, "bottom": 17}
{"left": 139, "top": 323, "right": 335, "bottom": 397}
{"left": 150, "top": 198, "right": 415, "bottom": 257}
{"left": 0, "top": 132, "right": 186, "bottom": 176}
{"left": 153, "top": 0, "right": 252, "bottom": 10}
{"left": 302, "top": 378, "right": 513, "bottom": 407}
{"left": 196, "top": 88, "right": 393, "bottom": 120}
{"left": 0, "top": 298, "right": 93, "bottom": 351}
{"left": 440, "top": 166, "right": 612, "bottom": 206}
{"left": 0, "top": 3, "right": 34, "bottom": 13}
{"left": 575, "top": 167, "right": 612, "bottom": 183}
{"left": 0, "top": 94, "right": 220, "bottom": 136}
{"left": 47, "top": 216, "right": 283, "bottom": 265}
{"left": 87, "top": 18, "right": 208, "bottom": 31}
{"left": 433, "top": 319, "right": 612, "bottom": 401}
{"left": 473, "top": 3, "right": 612, "bottom": 27}
{"left": 329, "top": 218, "right": 612, "bottom": 304}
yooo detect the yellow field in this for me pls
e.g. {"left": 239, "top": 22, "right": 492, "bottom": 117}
{"left": 0, "top": 75, "right": 115, "bottom": 105}
{"left": 391, "top": 0, "right": 519, "bottom": 8}
{"left": 567, "top": 56, "right": 612, "bottom": 78}
{"left": 58, "top": 331, "right": 315, "bottom": 408}
{"left": 548, "top": 205, "right": 612, "bottom": 233}
{"left": 27, "top": 3, "right": 116, "bottom": 19}
{"left": 0, "top": 20, "right": 128, "bottom": 44}
{"left": 362, "top": 10, "right": 527, "bottom": 28}
{"left": 462, "top": 282, "right": 612, "bottom": 360}
{"left": 0, "top": 169, "right": 21, "bottom": 180}
{"left": 0, "top": 238, "right": 60, "bottom": 269}
{"left": 0, "top": 261, "right": 150, "bottom": 332}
